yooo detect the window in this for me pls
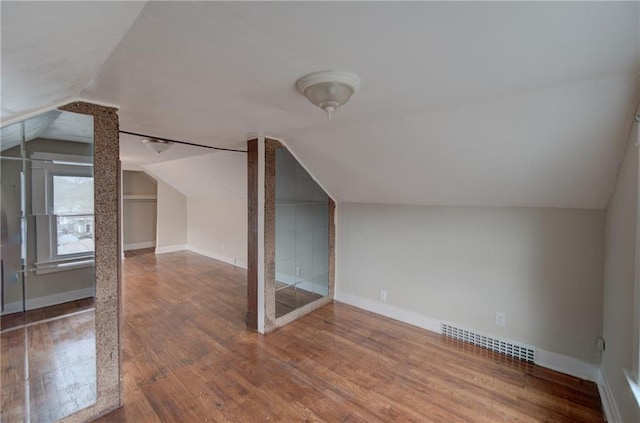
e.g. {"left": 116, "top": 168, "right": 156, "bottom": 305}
{"left": 51, "top": 174, "right": 94, "bottom": 257}
{"left": 30, "top": 152, "right": 94, "bottom": 273}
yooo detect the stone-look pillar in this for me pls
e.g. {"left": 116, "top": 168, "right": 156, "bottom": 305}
{"left": 59, "top": 102, "right": 122, "bottom": 421}
{"left": 263, "top": 138, "right": 281, "bottom": 332}
{"left": 247, "top": 139, "right": 259, "bottom": 330}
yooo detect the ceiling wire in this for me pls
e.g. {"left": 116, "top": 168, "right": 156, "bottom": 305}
{"left": 119, "top": 130, "right": 247, "bottom": 153}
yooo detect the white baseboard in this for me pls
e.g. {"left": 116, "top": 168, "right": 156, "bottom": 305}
{"left": 1, "top": 300, "right": 23, "bottom": 315}
{"left": 186, "top": 245, "right": 248, "bottom": 269}
{"left": 335, "top": 291, "right": 441, "bottom": 333}
{"left": 124, "top": 241, "right": 156, "bottom": 251}
{"left": 535, "top": 348, "right": 601, "bottom": 383}
{"left": 24, "top": 287, "right": 94, "bottom": 310}
{"left": 598, "top": 368, "right": 622, "bottom": 423}
{"left": 155, "top": 244, "right": 187, "bottom": 254}
{"left": 335, "top": 291, "right": 601, "bottom": 383}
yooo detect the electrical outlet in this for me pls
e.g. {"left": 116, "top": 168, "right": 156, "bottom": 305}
{"left": 380, "top": 289, "right": 387, "bottom": 302}
{"left": 295, "top": 267, "right": 301, "bottom": 277}
{"left": 495, "top": 312, "right": 506, "bottom": 327}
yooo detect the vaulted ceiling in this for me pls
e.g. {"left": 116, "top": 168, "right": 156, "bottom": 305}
{"left": 0, "top": 1, "right": 145, "bottom": 121}
{"left": 2, "top": 2, "right": 638, "bottom": 209}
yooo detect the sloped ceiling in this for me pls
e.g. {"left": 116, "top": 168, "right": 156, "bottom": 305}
{"left": 0, "top": 1, "right": 146, "bottom": 122}
{"left": 1, "top": 110, "right": 93, "bottom": 151}
{"left": 120, "top": 137, "right": 246, "bottom": 199}
{"left": 143, "top": 152, "right": 246, "bottom": 199}
{"left": 119, "top": 132, "right": 215, "bottom": 166}
{"left": 3, "top": 2, "right": 639, "bottom": 208}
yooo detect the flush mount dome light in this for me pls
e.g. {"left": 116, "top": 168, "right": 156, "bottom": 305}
{"left": 296, "top": 70, "right": 360, "bottom": 118}
{"left": 142, "top": 138, "right": 172, "bottom": 154}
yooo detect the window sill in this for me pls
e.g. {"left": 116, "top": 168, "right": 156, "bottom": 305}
{"left": 624, "top": 368, "right": 640, "bottom": 409}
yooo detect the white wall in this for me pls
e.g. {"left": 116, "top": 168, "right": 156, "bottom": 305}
{"left": 123, "top": 170, "right": 158, "bottom": 249}
{"left": 156, "top": 180, "right": 187, "bottom": 250}
{"left": 186, "top": 197, "right": 247, "bottom": 267}
{"left": 123, "top": 201, "right": 157, "bottom": 247}
{"left": 337, "top": 204, "right": 605, "bottom": 365}
{"left": 601, "top": 119, "right": 640, "bottom": 422}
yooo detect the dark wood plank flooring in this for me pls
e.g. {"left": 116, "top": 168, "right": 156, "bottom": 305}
{"left": 275, "top": 281, "right": 323, "bottom": 318}
{"left": 1, "top": 308, "right": 96, "bottom": 422}
{"left": 1, "top": 297, "right": 94, "bottom": 331}
{"left": 94, "top": 249, "right": 604, "bottom": 422}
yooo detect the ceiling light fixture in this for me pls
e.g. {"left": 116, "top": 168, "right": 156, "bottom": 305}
{"left": 142, "top": 138, "right": 172, "bottom": 154}
{"left": 296, "top": 70, "right": 360, "bottom": 118}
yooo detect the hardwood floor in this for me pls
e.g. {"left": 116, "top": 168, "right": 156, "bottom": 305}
{"left": 1, "top": 308, "right": 96, "bottom": 422}
{"left": 275, "top": 281, "right": 323, "bottom": 318}
{"left": 1, "top": 298, "right": 95, "bottom": 331}
{"left": 95, "top": 249, "right": 604, "bottom": 422}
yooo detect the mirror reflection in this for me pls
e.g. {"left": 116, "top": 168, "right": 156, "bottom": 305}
{"left": 275, "top": 148, "right": 329, "bottom": 318}
{"left": 1, "top": 109, "right": 96, "bottom": 422}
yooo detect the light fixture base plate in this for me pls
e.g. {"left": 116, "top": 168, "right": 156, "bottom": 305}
{"left": 295, "top": 71, "right": 360, "bottom": 95}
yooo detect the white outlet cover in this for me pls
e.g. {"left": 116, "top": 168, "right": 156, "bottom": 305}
{"left": 380, "top": 290, "right": 387, "bottom": 302}
{"left": 496, "top": 312, "right": 506, "bottom": 327}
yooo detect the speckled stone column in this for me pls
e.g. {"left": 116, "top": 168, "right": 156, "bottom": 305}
{"left": 59, "top": 102, "right": 122, "bottom": 421}
{"left": 264, "top": 139, "right": 280, "bottom": 333}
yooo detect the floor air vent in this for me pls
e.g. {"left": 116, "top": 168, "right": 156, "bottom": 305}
{"left": 441, "top": 323, "right": 535, "bottom": 362}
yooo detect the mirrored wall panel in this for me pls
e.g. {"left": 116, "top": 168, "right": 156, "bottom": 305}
{"left": 1, "top": 109, "right": 97, "bottom": 421}
{"left": 275, "top": 148, "right": 329, "bottom": 318}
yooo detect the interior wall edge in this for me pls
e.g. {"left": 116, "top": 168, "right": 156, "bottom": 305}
{"left": 601, "top": 114, "right": 639, "bottom": 423}
{"left": 598, "top": 367, "right": 623, "bottom": 423}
